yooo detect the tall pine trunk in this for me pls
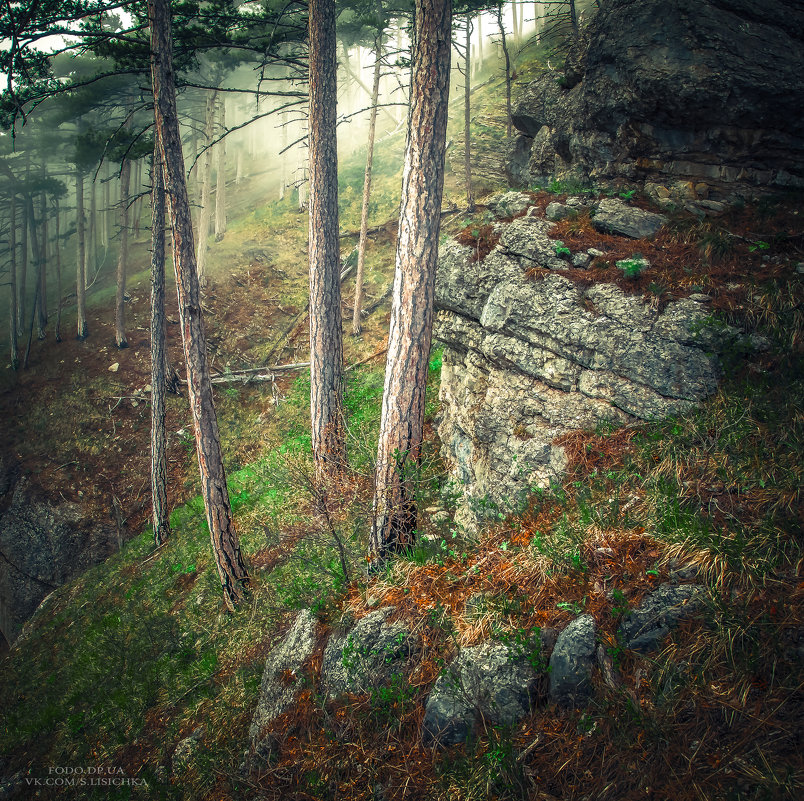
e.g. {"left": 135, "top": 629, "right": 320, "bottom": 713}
{"left": 8, "top": 195, "right": 18, "bottom": 369}
{"left": 150, "top": 148, "right": 170, "bottom": 546}
{"left": 115, "top": 158, "right": 131, "bottom": 349}
{"left": 464, "top": 17, "right": 475, "bottom": 212}
{"left": 496, "top": 7, "right": 513, "bottom": 138}
{"left": 18, "top": 189, "right": 27, "bottom": 337}
{"left": 308, "top": 0, "right": 346, "bottom": 480}
{"left": 149, "top": 0, "right": 249, "bottom": 610}
{"left": 76, "top": 171, "right": 88, "bottom": 340}
{"left": 54, "top": 198, "right": 62, "bottom": 342}
{"left": 196, "top": 89, "right": 216, "bottom": 287}
{"left": 351, "top": 36, "right": 382, "bottom": 337}
{"left": 37, "top": 190, "right": 47, "bottom": 340}
{"left": 214, "top": 96, "right": 227, "bottom": 240}
{"left": 369, "top": 0, "right": 452, "bottom": 565}
{"left": 87, "top": 173, "right": 96, "bottom": 283}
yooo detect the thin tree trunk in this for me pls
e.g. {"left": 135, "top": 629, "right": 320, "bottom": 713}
{"left": 477, "top": 13, "right": 483, "bottom": 65}
{"left": 102, "top": 162, "right": 110, "bottom": 249}
{"left": 8, "top": 195, "right": 18, "bottom": 369}
{"left": 87, "top": 173, "right": 96, "bottom": 282}
{"left": 308, "top": 0, "right": 346, "bottom": 480}
{"left": 215, "top": 96, "right": 227, "bottom": 240}
{"left": 512, "top": 0, "right": 520, "bottom": 43}
{"left": 18, "top": 188, "right": 27, "bottom": 336}
{"left": 149, "top": 0, "right": 249, "bottom": 610}
{"left": 115, "top": 158, "right": 131, "bottom": 348}
{"left": 22, "top": 192, "right": 43, "bottom": 368}
{"left": 76, "top": 172, "right": 88, "bottom": 340}
{"left": 196, "top": 89, "right": 216, "bottom": 287}
{"left": 369, "top": 0, "right": 452, "bottom": 566}
{"left": 464, "top": 17, "right": 475, "bottom": 212}
{"left": 352, "top": 36, "right": 382, "bottom": 337}
{"left": 150, "top": 148, "right": 170, "bottom": 546}
{"left": 569, "top": 0, "right": 578, "bottom": 34}
{"left": 133, "top": 159, "right": 143, "bottom": 239}
{"left": 278, "top": 111, "right": 288, "bottom": 200}
{"left": 54, "top": 198, "right": 62, "bottom": 342}
{"left": 496, "top": 7, "right": 513, "bottom": 138}
{"left": 37, "top": 189, "right": 47, "bottom": 340}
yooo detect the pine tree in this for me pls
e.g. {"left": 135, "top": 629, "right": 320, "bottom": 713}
{"left": 369, "top": 0, "right": 452, "bottom": 566}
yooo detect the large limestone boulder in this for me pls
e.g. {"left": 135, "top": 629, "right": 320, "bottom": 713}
{"left": 434, "top": 230, "right": 744, "bottom": 527}
{"left": 509, "top": 0, "right": 804, "bottom": 195}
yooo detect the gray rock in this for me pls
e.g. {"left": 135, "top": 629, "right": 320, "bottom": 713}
{"left": 587, "top": 247, "right": 606, "bottom": 258}
{"left": 248, "top": 610, "right": 317, "bottom": 746}
{"left": 545, "top": 202, "right": 569, "bottom": 221}
{"left": 321, "top": 607, "right": 419, "bottom": 697}
{"left": 422, "top": 640, "right": 540, "bottom": 747}
{"left": 549, "top": 614, "right": 597, "bottom": 707}
{"left": 496, "top": 217, "right": 565, "bottom": 270}
{"left": 572, "top": 252, "right": 592, "bottom": 268}
{"left": 619, "top": 583, "right": 705, "bottom": 653}
{"left": 0, "top": 478, "right": 116, "bottom": 648}
{"left": 593, "top": 198, "right": 667, "bottom": 239}
{"left": 172, "top": 727, "right": 204, "bottom": 776}
{"left": 433, "top": 253, "right": 738, "bottom": 526}
{"left": 487, "top": 191, "right": 531, "bottom": 219}
{"left": 508, "top": 0, "right": 804, "bottom": 194}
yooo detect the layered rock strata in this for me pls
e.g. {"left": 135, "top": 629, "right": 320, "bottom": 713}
{"left": 434, "top": 212, "right": 740, "bottom": 530}
{"left": 507, "top": 0, "right": 804, "bottom": 197}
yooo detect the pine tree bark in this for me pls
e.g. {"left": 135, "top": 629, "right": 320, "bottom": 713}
{"left": 214, "top": 95, "right": 227, "bottom": 240}
{"left": 196, "top": 89, "right": 216, "bottom": 287}
{"left": 115, "top": 158, "right": 131, "bottom": 349}
{"left": 149, "top": 0, "right": 249, "bottom": 609}
{"left": 308, "top": 0, "right": 346, "bottom": 480}
{"left": 496, "top": 7, "right": 513, "bottom": 138}
{"left": 37, "top": 190, "right": 47, "bottom": 340}
{"left": 18, "top": 188, "right": 27, "bottom": 337}
{"left": 8, "top": 194, "right": 18, "bottom": 369}
{"left": 464, "top": 17, "right": 475, "bottom": 212}
{"left": 150, "top": 147, "right": 170, "bottom": 546}
{"left": 369, "top": 0, "right": 452, "bottom": 566}
{"left": 352, "top": 36, "right": 383, "bottom": 337}
{"left": 87, "top": 173, "right": 96, "bottom": 283}
{"left": 54, "top": 198, "right": 62, "bottom": 343}
{"left": 75, "top": 171, "right": 88, "bottom": 340}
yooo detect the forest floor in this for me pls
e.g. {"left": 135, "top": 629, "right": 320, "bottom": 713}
{"left": 1, "top": 51, "right": 803, "bottom": 801}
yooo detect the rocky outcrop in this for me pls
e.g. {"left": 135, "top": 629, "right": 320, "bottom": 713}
{"left": 0, "top": 464, "right": 116, "bottom": 648}
{"left": 434, "top": 202, "right": 744, "bottom": 529}
{"left": 548, "top": 614, "right": 596, "bottom": 707}
{"left": 508, "top": 0, "right": 804, "bottom": 197}
{"left": 619, "top": 583, "right": 705, "bottom": 653}
{"left": 248, "top": 610, "right": 317, "bottom": 741}
{"left": 422, "top": 640, "right": 541, "bottom": 747}
{"left": 321, "top": 607, "right": 419, "bottom": 697}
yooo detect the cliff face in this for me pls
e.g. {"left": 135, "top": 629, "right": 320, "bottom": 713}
{"left": 0, "top": 456, "right": 116, "bottom": 649}
{"left": 508, "top": 0, "right": 804, "bottom": 197}
{"left": 433, "top": 195, "right": 754, "bottom": 530}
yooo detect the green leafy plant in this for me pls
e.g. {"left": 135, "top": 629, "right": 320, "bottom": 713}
{"left": 616, "top": 255, "right": 646, "bottom": 279}
{"left": 554, "top": 240, "right": 571, "bottom": 258}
